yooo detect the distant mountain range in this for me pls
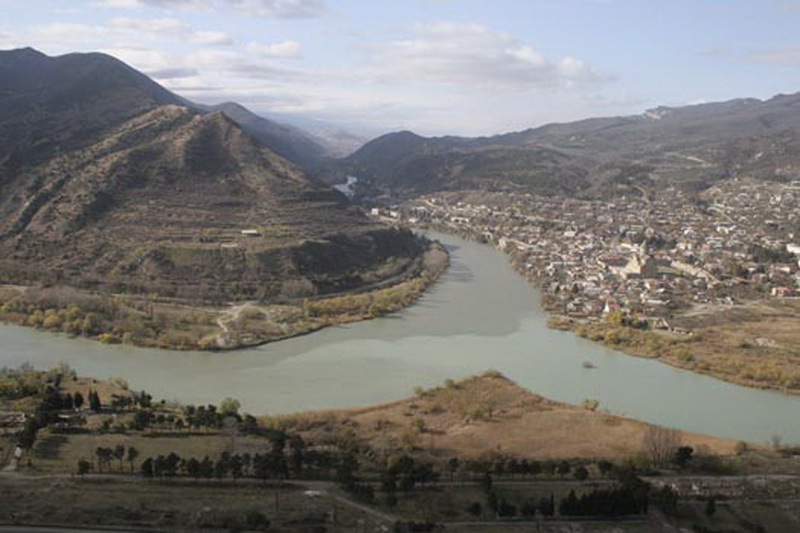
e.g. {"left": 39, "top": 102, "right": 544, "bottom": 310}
{"left": 0, "top": 47, "right": 422, "bottom": 300}
{"left": 327, "top": 93, "right": 800, "bottom": 199}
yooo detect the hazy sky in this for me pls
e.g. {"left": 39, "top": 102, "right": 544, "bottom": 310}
{"left": 2, "top": 0, "right": 800, "bottom": 136}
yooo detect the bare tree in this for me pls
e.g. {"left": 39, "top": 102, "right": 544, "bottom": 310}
{"left": 643, "top": 426, "right": 682, "bottom": 466}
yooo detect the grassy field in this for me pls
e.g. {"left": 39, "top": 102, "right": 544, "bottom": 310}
{"left": 0, "top": 476, "right": 382, "bottom": 532}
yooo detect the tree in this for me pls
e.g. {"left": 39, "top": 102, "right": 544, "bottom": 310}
{"left": 127, "top": 446, "right": 139, "bottom": 473}
{"left": 573, "top": 465, "right": 589, "bottom": 481}
{"left": 95, "top": 447, "right": 112, "bottom": 473}
{"left": 672, "top": 446, "right": 694, "bottom": 468}
{"left": 73, "top": 392, "right": 84, "bottom": 410}
{"left": 643, "top": 426, "right": 682, "bottom": 466}
{"left": 186, "top": 458, "right": 200, "bottom": 480}
{"left": 113, "top": 445, "right": 126, "bottom": 471}
{"left": 520, "top": 500, "right": 536, "bottom": 518}
{"left": 597, "top": 460, "right": 614, "bottom": 478}
{"left": 215, "top": 455, "right": 230, "bottom": 481}
{"left": 141, "top": 457, "right": 154, "bottom": 478}
{"left": 88, "top": 390, "right": 102, "bottom": 412}
{"left": 705, "top": 497, "right": 716, "bottom": 517}
{"left": 200, "top": 456, "right": 214, "bottom": 480}
{"left": 290, "top": 435, "right": 305, "bottom": 474}
{"left": 498, "top": 499, "right": 517, "bottom": 518}
{"left": 479, "top": 471, "right": 493, "bottom": 493}
{"left": 538, "top": 495, "right": 555, "bottom": 517}
{"left": 77, "top": 459, "right": 91, "bottom": 477}
{"left": 559, "top": 490, "right": 580, "bottom": 516}
{"left": 219, "top": 397, "right": 241, "bottom": 417}
{"left": 230, "top": 454, "right": 243, "bottom": 481}
{"left": 486, "top": 491, "right": 499, "bottom": 517}
{"left": 447, "top": 457, "right": 460, "bottom": 481}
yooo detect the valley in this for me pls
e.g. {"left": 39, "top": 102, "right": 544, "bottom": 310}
{"left": 379, "top": 178, "right": 800, "bottom": 394}
{"left": 4, "top": 367, "right": 800, "bottom": 533}
{"left": 2, "top": 23, "right": 800, "bottom": 531}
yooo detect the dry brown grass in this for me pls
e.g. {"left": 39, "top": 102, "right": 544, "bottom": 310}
{"left": 276, "top": 372, "right": 739, "bottom": 460}
{"left": 573, "top": 298, "right": 800, "bottom": 394}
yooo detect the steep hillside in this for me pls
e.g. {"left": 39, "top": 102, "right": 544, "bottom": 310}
{"left": 0, "top": 48, "right": 184, "bottom": 173}
{"left": 196, "top": 101, "right": 328, "bottom": 169}
{"left": 0, "top": 48, "right": 426, "bottom": 302}
{"left": 331, "top": 93, "right": 800, "bottom": 198}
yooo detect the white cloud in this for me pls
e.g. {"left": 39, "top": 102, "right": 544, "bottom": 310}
{"left": 29, "top": 22, "right": 117, "bottom": 45}
{"left": 97, "top": 0, "right": 326, "bottom": 18}
{"left": 100, "top": 46, "right": 197, "bottom": 78}
{"left": 191, "top": 31, "right": 234, "bottom": 45}
{"left": 745, "top": 48, "right": 800, "bottom": 66}
{"left": 112, "top": 16, "right": 189, "bottom": 33}
{"left": 246, "top": 40, "right": 301, "bottom": 58}
{"left": 111, "top": 17, "right": 233, "bottom": 45}
{"left": 365, "top": 22, "right": 606, "bottom": 90}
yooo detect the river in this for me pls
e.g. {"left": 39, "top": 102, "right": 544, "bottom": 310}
{"left": 1, "top": 232, "right": 798, "bottom": 444}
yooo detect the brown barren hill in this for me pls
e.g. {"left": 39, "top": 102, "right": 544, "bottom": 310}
{"left": 282, "top": 371, "right": 739, "bottom": 459}
{"left": 0, "top": 49, "right": 426, "bottom": 303}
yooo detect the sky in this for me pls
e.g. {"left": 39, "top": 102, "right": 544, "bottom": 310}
{"left": 2, "top": 0, "right": 800, "bottom": 136}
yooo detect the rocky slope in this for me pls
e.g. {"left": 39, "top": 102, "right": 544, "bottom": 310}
{"left": 329, "top": 93, "right": 800, "bottom": 198}
{"left": 196, "top": 101, "right": 329, "bottom": 170}
{"left": 0, "top": 48, "right": 424, "bottom": 301}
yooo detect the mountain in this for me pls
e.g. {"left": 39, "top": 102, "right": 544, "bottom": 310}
{"left": 262, "top": 112, "right": 372, "bottom": 157}
{"left": 0, "top": 47, "right": 184, "bottom": 172}
{"left": 0, "top": 48, "right": 424, "bottom": 300}
{"left": 330, "top": 93, "right": 800, "bottom": 198}
{"left": 195, "top": 102, "right": 328, "bottom": 169}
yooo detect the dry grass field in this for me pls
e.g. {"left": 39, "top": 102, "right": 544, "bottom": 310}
{"left": 571, "top": 298, "right": 800, "bottom": 395}
{"left": 274, "top": 372, "right": 740, "bottom": 460}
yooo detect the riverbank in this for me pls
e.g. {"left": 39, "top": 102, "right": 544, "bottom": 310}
{"left": 553, "top": 300, "right": 800, "bottom": 396}
{"left": 407, "top": 220, "right": 800, "bottom": 396}
{"left": 4, "top": 368, "right": 793, "bottom": 532}
{"left": 268, "top": 370, "right": 742, "bottom": 460}
{"left": 0, "top": 241, "right": 449, "bottom": 351}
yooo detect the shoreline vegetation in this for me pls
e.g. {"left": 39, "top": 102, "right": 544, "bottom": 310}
{"left": 4, "top": 367, "right": 794, "bottom": 532}
{"left": 408, "top": 221, "right": 800, "bottom": 396}
{"left": 0, "top": 240, "right": 449, "bottom": 351}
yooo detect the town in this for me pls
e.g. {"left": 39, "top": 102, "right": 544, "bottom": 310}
{"left": 380, "top": 179, "right": 800, "bottom": 327}
{"left": 365, "top": 178, "right": 800, "bottom": 395}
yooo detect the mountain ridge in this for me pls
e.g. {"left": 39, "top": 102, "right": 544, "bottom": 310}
{"left": 330, "top": 91, "right": 800, "bottom": 198}
{"left": 0, "top": 47, "right": 426, "bottom": 302}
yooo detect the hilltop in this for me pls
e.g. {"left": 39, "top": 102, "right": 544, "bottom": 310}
{"left": 0, "top": 48, "right": 436, "bottom": 348}
{"left": 277, "top": 371, "right": 738, "bottom": 460}
{"left": 328, "top": 92, "right": 800, "bottom": 199}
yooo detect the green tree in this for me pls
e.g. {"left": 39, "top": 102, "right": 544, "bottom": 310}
{"left": 573, "top": 465, "right": 589, "bottom": 480}
{"left": 73, "top": 392, "right": 84, "bottom": 410}
{"left": 113, "top": 445, "right": 126, "bottom": 471}
{"left": 705, "top": 497, "right": 716, "bottom": 517}
{"left": 141, "top": 457, "right": 154, "bottom": 478}
{"left": 187, "top": 457, "right": 200, "bottom": 480}
{"left": 126, "top": 446, "right": 139, "bottom": 473}
{"left": 77, "top": 459, "right": 91, "bottom": 477}
{"left": 219, "top": 397, "right": 241, "bottom": 417}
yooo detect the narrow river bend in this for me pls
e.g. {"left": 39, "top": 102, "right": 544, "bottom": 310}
{"left": 1, "top": 232, "right": 798, "bottom": 444}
